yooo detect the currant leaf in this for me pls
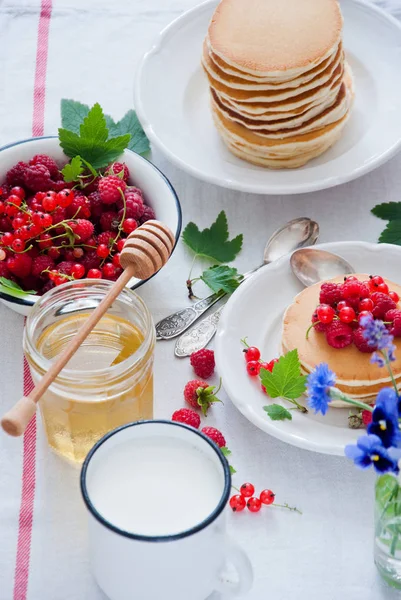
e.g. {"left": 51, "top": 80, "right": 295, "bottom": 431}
{"left": 200, "top": 265, "right": 243, "bottom": 294}
{"left": 182, "top": 211, "right": 243, "bottom": 263}
{"left": 106, "top": 110, "right": 150, "bottom": 156}
{"left": 263, "top": 404, "right": 292, "bottom": 421}
{"left": 378, "top": 220, "right": 401, "bottom": 245}
{"left": 260, "top": 349, "right": 307, "bottom": 401}
{"left": 372, "top": 203, "right": 401, "bottom": 221}
{"left": 220, "top": 446, "right": 231, "bottom": 457}
{"left": 61, "top": 155, "right": 84, "bottom": 182}
{"left": 229, "top": 465, "right": 237, "bottom": 475}
{"left": 60, "top": 99, "right": 90, "bottom": 134}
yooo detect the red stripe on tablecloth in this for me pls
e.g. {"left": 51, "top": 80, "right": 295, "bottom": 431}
{"left": 14, "top": 1, "right": 53, "bottom": 598}
{"left": 32, "top": 0, "right": 53, "bottom": 137}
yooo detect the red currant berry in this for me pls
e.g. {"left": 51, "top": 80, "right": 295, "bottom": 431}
{"left": 96, "top": 244, "right": 109, "bottom": 258}
{"left": 266, "top": 358, "right": 279, "bottom": 372}
{"left": 369, "top": 275, "right": 384, "bottom": 291}
{"left": 316, "top": 304, "right": 335, "bottom": 324}
{"left": 260, "top": 489, "right": 275, "bottom": 505}
{"left": 112, "top": 253, "right": 121, "bottom": 268}
{"left": 8, "top": 194, "right": 22, "bottom": 207}
{"left": 389, "top": 291, "right": 400, "bottom": 304}
{"left": 358, "top": 310, "right": 373, "bottom": 323}
{"left": 2, "top": 232, "right": 14, "bottom": 246}
{"left": 54, "top": 275, "right": 68, "bottom": 286}
{"left": 37, "top": 233, "right": 52, "bottom": 249}
{"left": 0, "top": 201, "right": 5, "bottom": 215}
{"left": 246, "top": 361, "right": 261, "bottom": 377}
{"left": 87, "top": 268, "right": 102, "bottom": 279}
{"left": 102, "top": 263, "right": 116, "bottom": 279}
{"left": 359, "top": 298, "right": 374, "bottom": 312}
{"left": 344, "top": 276, "right": 358, "bottom": 282}
{"left": 48, "top": 246, "right": 61, "bottom": 260}
{"left": 48, "top": 269, "right": 59, "bottom": 281}
{"left": 338, "top": 306, "right": 356, "bottom": 324}
{"left": 122, "top": 218, "right": 138, "bottom": 234}
{"left": 34, "top": 191, "right": 46, "bottom": 201}
{"left": 337, "top": 300, "right": 349, "bottom": 311}
{"left": 5, "top": 203, "right": 19, "bottom": 217}
{"left": 229, "top": 495, "right": 246, "bottom": 512}
{"left": 19, "top": 226, "right": 33, "bottom": 241}
{"left": 11, "top": 238, "right": 25, "bottom": 252}
{"left": 71, "top": 263, "right": 85, "bottom": 279}
{"left": 73, "top": 247, "right": 84, "bottom": 259}
{"left": 244, "top": 346, "right": 261, "bottom": 362}
{"left": 42, "top": 192, "right": 58, "bottom": 212}
{"left": 116, "top": 239, "right": 125, "bottom": 252}
{"left": 377, "top": 282, "right": 389, "bottom": 295}
{"left": 56, "top": 189, "right": 74, "bottom": 208}
{"left": 247, "top": 497, "right": 262, "bottom": 513}
{"left": 13, "top": 217, "right": 25, "bottom": 230}
{"left": 10, "top": 186, "right": 25, "bottom": 199}
{"left": 240, "top": 483, "right": 255, "bottom": 498}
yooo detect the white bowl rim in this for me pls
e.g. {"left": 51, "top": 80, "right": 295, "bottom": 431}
{"left": 0, "top": 135, "right": 182, "bottom": 307}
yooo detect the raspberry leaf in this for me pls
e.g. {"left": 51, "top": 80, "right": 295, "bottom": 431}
{"left": 105, "top": 111, "right": 150, "bottom": 156}
{"left": 61, "top": 156, "right": 84, "bottom": 183}
{"left": 260, "top": 349, "right": 307, "bottom": 401}
{"left": 182, "top": 211, "right": 243, "bottom": 263}
{"left": 61, "top": 99, "right": 90, "bottom": 134}
{"left": 263, "top": 404, "right": 292, "bottom": 421}
{"left": 378, "top": 220, "right": 401, "bottom": 245}
{"left": 372, "top": 203, "right": 401, "bottom": 221}
{"left": 200, "top": 265, "right": 243, "bottom": 294}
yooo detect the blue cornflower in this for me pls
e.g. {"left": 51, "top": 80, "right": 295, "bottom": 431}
{"left": 345, "top": 434, "right": 399, "bottom": 474}
{"left": 306, "top": 363, "right": 336, "bottom": 415}
{"left": 368, "top": 388, "right": 401, "bottom": 448}
{"left": 360, "top": 315, "right": 395, "bottom": 356}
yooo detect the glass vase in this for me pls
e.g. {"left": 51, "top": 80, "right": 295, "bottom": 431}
{"left": 375, "top": 473, "right": 401, "bottom": 588}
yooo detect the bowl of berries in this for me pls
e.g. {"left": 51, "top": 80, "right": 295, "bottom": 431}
{"left": 0, "top": 136, "right": 181, "bottom": 315}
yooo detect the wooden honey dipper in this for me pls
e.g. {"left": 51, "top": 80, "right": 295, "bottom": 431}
{"left": 1, "top": 220, "right": 175, "bottom": 437}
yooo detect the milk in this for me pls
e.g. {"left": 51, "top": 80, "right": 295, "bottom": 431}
{"left": 87, "top": 435, "right": 223, "bottom": 536}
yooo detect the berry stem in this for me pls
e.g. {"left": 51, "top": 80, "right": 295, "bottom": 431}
{"left": 240, "top": 337, "right": 250, "bottom": 349}
{"left": 285, "top": 397, "right": 308, "bottom": 414}
{"left": 272, "top": 502, "right": 302, "bottom": 514}
{"left": 231, "top": 485, "right": 240, "bottom": 493}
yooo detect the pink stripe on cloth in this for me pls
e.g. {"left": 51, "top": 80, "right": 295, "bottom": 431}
{"left": 32, "top": 0, "right": 53, "bottom": 137}
{"left": 14, "top": 0, "right": 53, "bottom": 596}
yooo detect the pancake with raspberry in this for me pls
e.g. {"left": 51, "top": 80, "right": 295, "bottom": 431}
{"left": 282, "top": 275, "right": 401, "bottom": 406}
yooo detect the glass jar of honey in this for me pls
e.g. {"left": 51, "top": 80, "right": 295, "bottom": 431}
{"left": 23, "top": 280, "right": 155, "bottom": 464}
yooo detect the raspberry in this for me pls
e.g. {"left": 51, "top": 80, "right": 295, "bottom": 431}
{"left": 88, "top": 192, "right": 103, "bottom": 220}
{"left": 117, "top": 191, "right": 144, "bottom": 211}
{"left": 171, "top": 408, "right": 201, "bottom": 429}
{"left": 0, "top": 262, "right": 11, "bottom": 278}
{"left": 183, "top": 379, "right": 221, "bottom": 416}
{"left": 81, "top": 250, "right": 101, "bottom": 272}
{"left": 371, "top": 292, "right": 396, "bottom": 319}
{"left": 100, "top": 211, "right": 120, "bottom": 232}
{"left": 71, "top": 219, "right": 94, "bottom": 242}
{"left": 66, "top": 194, "right": 91, "bottom": 219}
{"left": 353, "top": 327, "right": 375, "bottom": 352}
{"left": 325, "top": 321, "right": 353, "bottom": 349}
{"left": 190, "top": 349, "right": 215, "bottom": 379}
{"left": 23, "top": 164, "right": 52, "bottom": 192}
{"left": 56, "top": 261, "right": 74, "bottom": 276}
{"left": 98, "top": 176, "right": 127, "bottom": 204}
{"left": 29, "top": 154, "right": 59, "bottom": 179}
{"left": 319, "top": 282, "right": 343, "bottom": 306}
{"left": 118, "top": 200, "right": 144, "bottom": 221}
{"left": 31, "top": 255, "right": 55, "bottom": 278}
{"left": 311, "top": 311, "right": 327, "bottom": 333}
{"left": 385, "top": 309, "right": 401, "bottom": 322}
{"left": 390, "top": 314, "right": 401, "bottom": 337}
{"left": 52, "top": 178, "right": 70, "bottom": 192}
{"left": 362, "top": 410, "right": 373, "bottom": 426}
{"left": 201, "top": 426, "right": 226, "bottom": 448}
{"left": 6, "top": 254, "right": 32, "bottom": 278}
{"left": 105, "top": 162, "right": 130, "bottom": 182}
{"left": 40, "top": 280, "right": 55, "bottom": 295}
{"left": 52, "top": 207, "right": 66, "bottom": 225}
{"left": 5, "top": 162, "right": 28, "bottom": 187}
{"left": 341, "top": 280, "right": 370, "bottom": 301}
{"left": 140, "top": 205, "right": 156, "bottom": 224}
{"left": 97, "top": 231, "right": 117, "bottom": 248}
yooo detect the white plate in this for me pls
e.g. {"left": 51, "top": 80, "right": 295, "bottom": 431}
{"left": 215, "top": 242, "right": 401, "bottom": 455}
{"left": 135, "top": 0, "right": 401, "bottom": 195}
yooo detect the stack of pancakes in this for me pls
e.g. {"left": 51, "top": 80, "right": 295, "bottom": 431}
{"left": 203, "top": 0, "right": 354, "bottom": 169}
{"left": 282, "top": 276, "right": 401, "bottom": 407}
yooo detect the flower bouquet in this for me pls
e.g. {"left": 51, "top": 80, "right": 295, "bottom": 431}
{"left": 307, "top": 315, "right": 401, "bottom": 588}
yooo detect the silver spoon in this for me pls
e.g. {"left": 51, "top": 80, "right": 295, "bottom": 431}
{"left": 174, "top": 218, "right": 319, "bottom": 357}
{"left": 290, "top": 248, "right": 355, "bottom": 287}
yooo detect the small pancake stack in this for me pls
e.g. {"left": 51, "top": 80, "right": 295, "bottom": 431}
{"left": 202, "top": 0, "right": 354, "bottom": 169}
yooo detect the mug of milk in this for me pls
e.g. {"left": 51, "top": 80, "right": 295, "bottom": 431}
{"left": 80, "top": 420, "right": 253, "bottom": 600}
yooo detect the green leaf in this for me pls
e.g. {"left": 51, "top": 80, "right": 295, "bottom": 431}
{"left": 79, "top": 103, "right": 108, "bottom": 143}
{"left": 229, "top": 465, "right": 237, "bottom": 475}
{"left": 61, "top": 99, "right": 90, "bottom": 134}
{"left": 260, "top": 349, "right": 307, "bottom": 401}
{"left": 61, "top": 155, "right": 84, "bottom": 182}
{"left": 372, "top": 203, "right": 401, "bottom": 221}
{"left": 106, "top": 110, "right": 150, "bottom": 156}
{"left": 263, "top": 404, "right": 292, "bottom": 421}
{"left": 220, "top": 447, "right": 231, "bottom": 457}
{"left": 0, "top": 277, "right": 36, "bottom": 298}
{"left": 182, "top": 211, "right": 243, "bottom": 263}
{"left": 200, "top": 265, "right": 242, "bottom": 294}
{"left": 378, "top": 220, "right": 401, "bottom": 245}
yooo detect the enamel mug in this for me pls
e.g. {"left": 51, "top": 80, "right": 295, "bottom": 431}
{"left": 80, "top": 421, "right": 253, "bottom": 600}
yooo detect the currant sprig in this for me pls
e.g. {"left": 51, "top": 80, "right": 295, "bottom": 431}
{"left": 229, "top": 482, "right": 302, "bottom": 514}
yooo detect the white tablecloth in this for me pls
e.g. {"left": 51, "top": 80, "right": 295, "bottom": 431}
{"left": 1, "top": 1, "right": 401, "bottom": 599}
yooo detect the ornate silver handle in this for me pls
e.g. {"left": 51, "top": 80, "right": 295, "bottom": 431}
{"left": 174, "top": 305, "right": 224, "bottom": 357}
{"left": 155, "top": 293, "right": 225, "bottom": 340}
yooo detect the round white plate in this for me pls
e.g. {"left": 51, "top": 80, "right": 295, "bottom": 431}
{"left": 215, "top": 242, "right": 401, "bottom": 455}
{"left": 135, "top": 0, "right": 401, "bottom": 195}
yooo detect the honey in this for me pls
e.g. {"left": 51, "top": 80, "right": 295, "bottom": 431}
{"left": 24, "top": 281, "right": 155, "bottom": 464}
